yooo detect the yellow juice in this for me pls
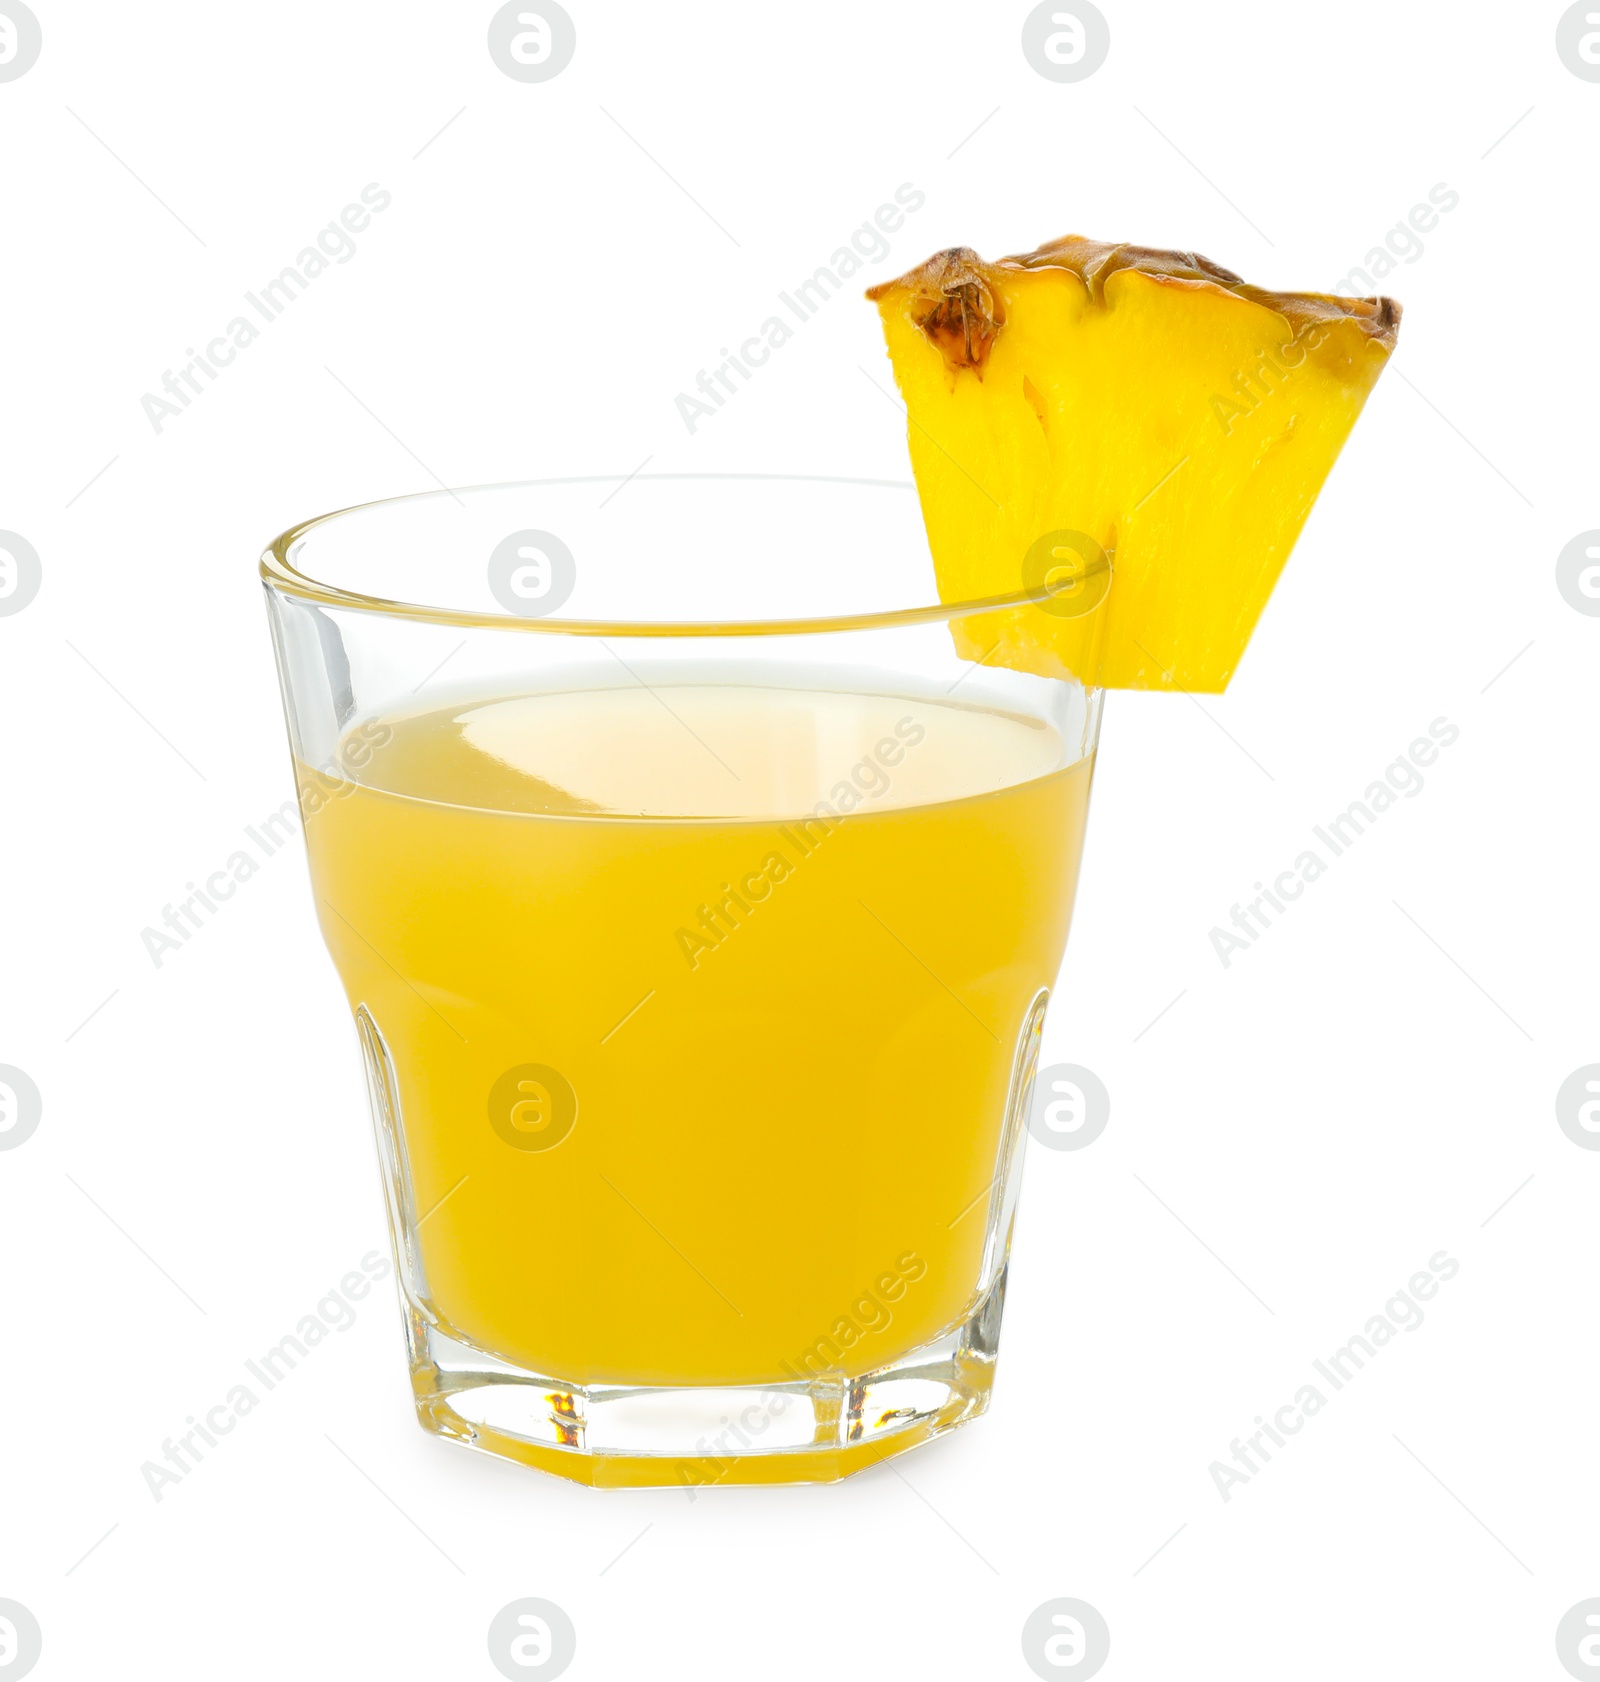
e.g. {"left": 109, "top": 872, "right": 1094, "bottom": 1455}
{"left": 298, "top": 681, "right": 1093, "bottom": 1391}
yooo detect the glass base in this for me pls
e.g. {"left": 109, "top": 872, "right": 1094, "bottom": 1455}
{"left": 404, "top": 1269, "right": 1008, "bottom": 1490}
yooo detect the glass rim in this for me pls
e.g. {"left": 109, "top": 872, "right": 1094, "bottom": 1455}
{"left": 259, "top": 473, "right": 1075, "bottom": 639}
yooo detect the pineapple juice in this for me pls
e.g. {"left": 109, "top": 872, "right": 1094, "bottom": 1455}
{"left": 298, "top": 680, "right": 1093, "bottom": 1389}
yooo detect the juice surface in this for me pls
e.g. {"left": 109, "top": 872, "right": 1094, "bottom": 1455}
{"left": 300, "top": 681, "right": 1093, "bottom": 1388}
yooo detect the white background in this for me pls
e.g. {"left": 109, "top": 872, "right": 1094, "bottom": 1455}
{"left": 2, "top": 2, "right": 1596, "bottom": 1677}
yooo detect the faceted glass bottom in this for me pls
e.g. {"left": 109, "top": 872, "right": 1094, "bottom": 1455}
{"left": 404, "top": 1269, "right": 1008, "bottom": 1490}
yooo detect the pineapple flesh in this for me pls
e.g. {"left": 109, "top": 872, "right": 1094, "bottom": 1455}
{"left": 867, "top": 237, "right": 1400, "bottom": 691}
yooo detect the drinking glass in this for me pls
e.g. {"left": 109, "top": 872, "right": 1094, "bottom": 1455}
{"left": 261, "top": 476, "right": 1102, "bottom": 1489}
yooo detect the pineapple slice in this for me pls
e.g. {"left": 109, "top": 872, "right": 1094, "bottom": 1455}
{"left": 867, "top": 237, "right": 1399, "bottom": 691}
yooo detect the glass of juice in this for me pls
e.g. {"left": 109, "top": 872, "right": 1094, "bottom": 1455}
{"left": 261, "top": 476, "right": 1101, "bottom": 1489}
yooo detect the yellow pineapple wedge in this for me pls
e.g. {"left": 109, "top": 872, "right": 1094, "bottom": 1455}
{"left": 866, "top": 237, "right": 1400, "bottom": 691}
